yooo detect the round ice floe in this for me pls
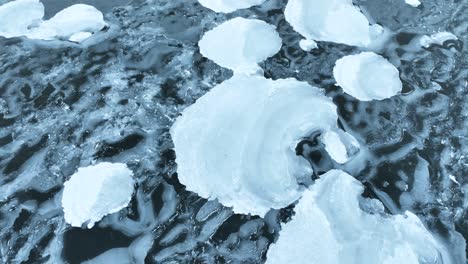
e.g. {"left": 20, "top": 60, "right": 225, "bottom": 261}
{"left": 266, "top": 170, "right": 452, "bottom": 264}
{"left": 284, "top": 0, "right": 383, "bottom": 47}
{"left": 198, "top": 0, "right": 266, "bottom": 13}
{"left": 62, "top": 162, "right": 135, "bottom": 228}
{"left": 333, "top": 52, "right": 402, "bottom": 101}
{"left": 171, "top": 74, "right": 355, "bottom": 216}
{"left": 199, "top": 17, "right": 282, "bottom": 74}
{"left": 0, "top": 0, "right": 44, "bottom": 38}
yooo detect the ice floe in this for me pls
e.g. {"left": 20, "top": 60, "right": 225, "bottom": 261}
{"left": 171, "top": 74, "right": 357, "bottom": 216}
{"left": 199, "top": 17, "right": 282, "bottom": 74}
{"left": 321, "top": 130, "right": 359, "bottom": 164}
{"left": 405, "top": 0, "right": 421, "bottom": 7}
{"left": 284, "top": 0, "right": 385, "bottom": 47}
{"left": 333, "top": 52, "right": 402, "bottom": 101}
{"left": 266, "top": 170, "right": 452, "bottom": 264}
{"left": 198, "top": 0, "right": 266, "bottom": 13}
{"left": 0, "top": 0, "right": 107, "bottom": 42}
{"left": 62, "top": 162, "right": 135, "bottom": 228}
{"left": 299, "top": 39, "right": 318, "bottom": 51}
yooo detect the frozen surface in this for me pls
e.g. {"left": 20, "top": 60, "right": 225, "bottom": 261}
{"left": 284, "top": 0, "right": 384, "bottom": 47}
{"left": 199, "top": 17, "right": 282, "bottom": 74}
{"left": 171, "top": 74, "right": 353, "bottom": 216}
{"left": 62, "top": 162, "right": 135, "bottom": 228}
{"left": 333, "top": 52, "right": 403, "bottom": 101}
{"left": 0, "top": 0, "right": 106, "bottom": 42}
{"left": 266, "top": 170, "right": 452, "bottom": 264}
{"left": 198, "top": 0, "right": 266, "bottom": 13}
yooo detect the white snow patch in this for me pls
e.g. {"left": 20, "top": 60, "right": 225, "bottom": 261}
{"left": 62, "top": 162, "right": 135, "bottom": 228}
{"left": 299, "top": 39, "right": 318, "bottom": 51}
{"left": 199, "top": 17, "right": 282, "bottom": 74}
{"left": 284, "top": 0, "right": 385, "bottom": 47}
{"left": 333, "top": 52, "right": 402, "bottom": 101}
{"left": 405, "top": 0, "right": 421, "bottom": 7}
{"left": 419, "top": 32, "right": 458, "bottom": 48}
{"left": 266, "top": 170, "right": 452, "bottom": 264}
{"left": 0, "top": 0, "right": 107, "bottom": 42}
{"left": 198, "top": 0, "right": 266, "bottom": 13}
{"left": 171, "top": 74, "right": 356, "bottom": 216}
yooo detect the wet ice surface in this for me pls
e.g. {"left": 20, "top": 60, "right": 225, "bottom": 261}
{"left": 0, "top": 0, "right": 466, "bottom": 263}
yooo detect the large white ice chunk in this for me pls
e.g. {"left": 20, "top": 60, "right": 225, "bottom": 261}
{"left": 0, "top": 0, "right": 107, "bottom": 42}
{"left": 199, "top": 17, "right": 282, "bottom": 74}
{"left": 62, "top": 162, "right": 135, "bottom": 228}
{"left": 0, "top": 0, "right": 44, "bottom": 38}
{"left": 266, "top": 170, "right": 452, "bottom": 264}
{"left": 284, "top": 0, "right": 384, "bottom": 47}
{"left": 198, "top": 0, "right": 266, "bottom": 13}
{"left": 171, "top": 74, "right": 356, "bottom": 216}
{"left": 333, "top": 52, "right": 402, "bottom": 101}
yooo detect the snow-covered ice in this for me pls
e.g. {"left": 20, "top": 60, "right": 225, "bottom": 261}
{"left": 198, "top": 0, "right": 266, "bottom": 13}
{"left": 266, "top": 170, "right": 452, "bottom": 264}
{"left": 299, "top": 39, "right": 318, "bottom": 51}
{"left": 198, "top": 17, "right": 282, "bottom": 74}
{"left": 419, "top": 32, "right": 458, "bottom": 48}
{"left": 0, "top": 0, "right": 107, "bottom": 42}
{"left": 333, "top": 52, "right": 402, "bottom": 101}
{"left": 171, "top": 74, "right": 357, "bottom": 216}
{"left": 284, "top": 0, "right": 384, "bottom": 47}
{"left": 62, "top": 162, "right": 135, "bottom": 228}
{"left": 405, "top": 0, "right": 421, "bottom": 7}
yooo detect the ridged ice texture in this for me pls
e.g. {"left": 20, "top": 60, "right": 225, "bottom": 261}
{"left": 333, "top": 52, "right": 403, "bottom": 101}
{"left": 62, "top": 162, "right": 135, "bottom": 228}
{"left": 198, "top": 0, "right": 266, "bottom": 13}
{"left": 0, "top": 0, "right": 106, "bottom": 42}
{"left": 284, "top": 0, "right": 383, "bottom": 47}
{"left": 266, "top": 170, "right": 452, "bottom": 264}
{"left": 171, "top": 74, "right": 345, "bottom": 216}
{"left": 199, "top": 17, "right": 282, "bottom": 74}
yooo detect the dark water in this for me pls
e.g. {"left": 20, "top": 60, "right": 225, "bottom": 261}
{"left": 0, "top": 0, "right": 466, "bottom": 263}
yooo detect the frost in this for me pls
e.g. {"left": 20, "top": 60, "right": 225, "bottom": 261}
{"left": 405, "top": 0, "right": 421, "bottom": 7}
{"left": 198, "top": 17, "right": 282, "bottom": 74}
{"left": 333, "top": 52, "right": 402, "bottom": 101}
{"left": 419, "top": 32, "right": 458, "bottom": 48}
{"left": 198, "top": 0, "right": 266, "bottom": 13}
{"left": 266, "top": 170, "right": 453, "bottom": 264}
{"left": 299, "top": 39, "right": 318, "bottom": 51}
{"left": 171, "top": 75, "right": 355, "bottom": 216}
{"left": 0, "top": 0, "right": 107, "bottom": 42}
{"left": 284, "top": 0, "right": 384, "bottom": 47}
{"left": 62, "top": 162, "right": 135, "bottom": 228}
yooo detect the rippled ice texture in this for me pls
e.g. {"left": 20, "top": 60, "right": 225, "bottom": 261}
{"left": 0, "top": 0, "right": 466, "bottom": 263}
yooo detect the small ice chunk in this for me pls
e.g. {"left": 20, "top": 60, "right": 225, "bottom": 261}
{"left": 69, "top": 32, "right": 93, "bottom": 43}
{"left": 62, "top": 162, "right": 135, "bottom": 228}
{"left": 266, "top": 170, "right": 451, "bottom": 264}
{"left": 0, "top": 0, "right": 44, "bottom": 38}
{"left": 29, "top": 4, "right": 107, "bottom": 41}
{"left": 405, "top": 0, "right": 421, "bottom": 7}
{"left": 198, "top": 0, "right": 266, "bottom": 13}
{"left": 321, "top": 130, "right": 359, "bottom": 164}
{"left": 171, "top": 75, "right": 352, "bottom": 216}
{"left": 284, "top": 0, "right": 384, "bottom": 47}
{"left": 299, "top": 39, "right": 318, "bottom": 51}
{"left": 419, "top": 32, "right": 458, "bottom": 48}
{"left": 199, "top": 17, "right": 282, "bottom": 74}
{"left": 333, "top": 52, "right": 402, "bottom": 101}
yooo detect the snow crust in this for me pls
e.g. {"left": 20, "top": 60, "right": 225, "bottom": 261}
{"left": 266, "top": 170, "right": 452, "bottom": 264}
{"left": 0, "top": 0, "right": 106, "bottom": 42}
{"left": 405, "top": 0, "right": 421, "bottom": 7}
{"left": 198, "top": 0, "right": 266, "bottom": 13}
{"left": 199, "top": 17, "right": 282, "bottom": 74}
{"left": 62, "top": 162, "right": 135, "bottom": 228}
{"left": 333, "top": 52, "right": 402, "bottom": 101}
{"left": 171, "top": 75, "right": 355, "bottom": 216}
{"left": 284, "top": 0, "right": 384, "bottom": 47}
